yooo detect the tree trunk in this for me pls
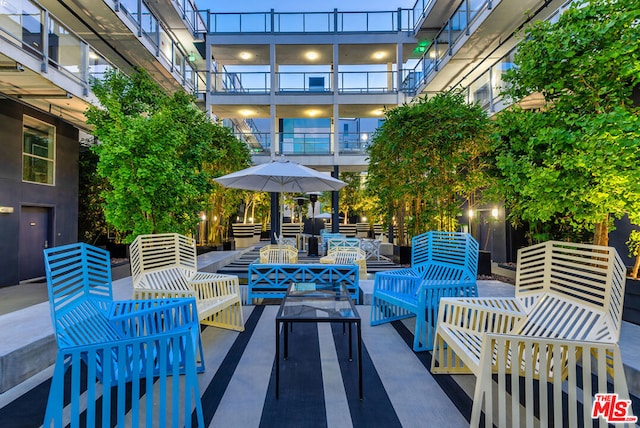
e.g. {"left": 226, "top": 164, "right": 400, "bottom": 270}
{"left": 593, "top": 217, "right": 609, "bottom": 247}
{"left": 632, "top": 251, "right": 640, "bottom": 279}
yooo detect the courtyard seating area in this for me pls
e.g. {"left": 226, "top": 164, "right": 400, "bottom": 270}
{"left": 0, "top": 240, "right": 639, "bottom": 427}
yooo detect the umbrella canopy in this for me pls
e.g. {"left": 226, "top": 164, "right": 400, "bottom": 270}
{"left": 214, "top": 158, "right": 346, "bottom": 193}
{"left": 214, "top": 158, "right": 346, "bottom": 244}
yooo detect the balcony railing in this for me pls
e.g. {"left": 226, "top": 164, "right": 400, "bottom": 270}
{"left": 210, "top": 71, "right": 398, "bottom": 93}
{"left": 405, "top": 0, "right": 490, "bottom": 93}
{"left": 230, "top": 131, "right": 372, "bottom": 156}
{"left": 200, "top": 9, "right": 413, "bottom": 33}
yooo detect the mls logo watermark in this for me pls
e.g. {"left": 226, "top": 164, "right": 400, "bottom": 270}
{"left": 591, "top": 393, "right": 637, "bottom": 424}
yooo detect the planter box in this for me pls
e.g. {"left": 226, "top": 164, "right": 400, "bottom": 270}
{"left": 393, "top": 245, "right": 412, "bottom": 265}
{"left": 623, "top": 277, "right": 640, "bottom": 325}
{"left": 478, "top": 251, "right": 492, "bottom": 276}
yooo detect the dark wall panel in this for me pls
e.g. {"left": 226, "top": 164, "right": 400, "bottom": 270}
{"left": 0, "top": 99, "right": 79, "bottom": 286}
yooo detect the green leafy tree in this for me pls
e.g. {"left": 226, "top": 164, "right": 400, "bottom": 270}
{"left": 367, "top": 91, "right": 494, "bottom": 244}
{"left": 78, "top": 145, "right": 109, "bottom": 244}
{"left": 339, "top": 172, "right": 365, "bottom": 223}
{"left": 494, "top": 0, "right": 640, "bottom": 246}
{"left": 86, "top": 68, "right": 250, "bottom": 242}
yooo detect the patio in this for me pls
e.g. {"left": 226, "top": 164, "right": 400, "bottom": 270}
{"left": 0, "top": 249, "right": 639, "bottom": 427}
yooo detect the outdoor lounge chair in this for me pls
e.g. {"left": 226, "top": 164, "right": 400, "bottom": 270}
{"left": 431, "top": 240, "right": 633, "bottom": 427}
{"left": 370, "top": 231, "right": 479, "bottom": 351}
{"left": 130, "top": 233, "right": 244, "bottom": 331}
{"left": 43, "top": 242, "right": 204, "bottom": 427}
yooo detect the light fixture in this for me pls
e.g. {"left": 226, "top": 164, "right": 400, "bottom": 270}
{"left": 187, "top": 52, "right": 197, "bottom": 62}
{"left": 360, "top": 133, "right": 368, "bottom": 142}
{"left": 239, "top": 109, "right": 254, "bottom": 116}
{"left": 239, "top": 51, "right": 252, "bottom": 60}
{"left": 306, "top": 109, "right": 321, "bottom": 117}
{"left": 371, "top": 109, "right": 383, "bottom": 116}
{"left": 372, "top": 51, "right": 386, "bottom": 60}
{"left": 0, "top": 63, "right": 24, "bottom": 72}
{"left": 468, "top": 209, "right": 474, "bottom": 219}
{"left": 305, "top": 51, "right": 319, "bottom": 61}
{"left": 491, "top": 208, "right": 499, "bottom": 218}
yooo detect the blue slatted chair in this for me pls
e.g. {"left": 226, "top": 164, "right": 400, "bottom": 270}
{"left": 370, "top": 231, "right": 479, "bottom": 351}
{"left": 43, "top": 243, "right": 204, "bottom": 427}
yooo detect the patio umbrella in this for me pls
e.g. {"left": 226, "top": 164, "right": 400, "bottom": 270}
{"left": 214, "top": 158, "right": 346, "bottom": 241}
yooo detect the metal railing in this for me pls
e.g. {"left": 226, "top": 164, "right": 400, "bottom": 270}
{"left": 200, "top": 9, "right": 413, "bottom": 33}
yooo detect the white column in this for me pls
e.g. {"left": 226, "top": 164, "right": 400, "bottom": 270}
{"left": 270, "top": 43, "right": 277, "bottom": 158}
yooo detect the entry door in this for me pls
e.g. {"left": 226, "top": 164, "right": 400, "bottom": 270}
{"left": 19, "top": 206, "right": 51, "bottom": 281}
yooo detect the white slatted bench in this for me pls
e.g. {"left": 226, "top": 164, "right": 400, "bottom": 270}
{"left": 431, "top": 240, "right": 633, "bottom": 427}
{"left": 130, "top": 233, "right": 244, "bottom": 331}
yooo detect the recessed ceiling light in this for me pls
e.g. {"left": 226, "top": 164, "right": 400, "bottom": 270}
{"left": 372, "top": 51, "right": 386, "bottom": 60}
{"left": 306, "top": 109, "right": 321, "bottom": 117}
{"left": 239, "top": 109, "right": 254, "bottom": 116}
{"left": 239, "top": 52, "right": 252, "bottom": 60}
{"left": 372, "top": 109, "right": 384, "bottom": 116}
{"left": 305, "top": 51, "right": 319, "bottom": 61}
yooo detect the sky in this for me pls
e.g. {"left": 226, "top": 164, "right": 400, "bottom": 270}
{"left": 204, "top": 0, "right": 417, "bottom": 13}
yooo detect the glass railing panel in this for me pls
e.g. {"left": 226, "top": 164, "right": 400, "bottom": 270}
{"left": 275, "top": 13, "right": 305, "bottom": 32}
{"left": 119, "top": 0, "right": 139, "bottom": 19}
{"left": 212, "top": 72, "right": 270, "bottom": 93}
{"left": 159, "top": 27, "right": 172, "bottom": 64}
{"left": 234, "top": 132, "right": 271, "bottom": 153}
{"left": 339, "top": 12, "right": 366, "bottom": 32}
{"left": 174, "top": 50, "right": 184, "bottom": 75}
{"left": 140, "top": 4, "right": 158, "bottom": 47}
{"left": 240, "top": 13, "right": 269, "bottom": 32}
{"left": 468, "top": 69, "right": 490, "bottom": 109}
{"left": 468, "top": 0, "right": 489, "bottom": 23}
{"left": 47, "top": 16, "right": 82, "bottom": 79}
{"left": 213, "top": 13, "right": 241, "bottom": 32}
{"left": 4, "top": 0, "right": 43, "bottom": 56}
{"left": 366, "top": 11, "right": 397, "bottom": 32}
{"left": 491, "top": 48, "right": 516, "bottom": 104}
{"left": 280, "top": 133, "right": 332, "bottom": 155}
{"left": 434, "top": 29, "right": 449, "bottom": 64}
{"left": 278, "top": 72, "right": 332, "bottom": 92}
{"left": 88, "top": 48, "right": 113, "bottom": 81}
{"left": 339, "top": 133, "right": 369, "bottom": 155}
{"left": 338, "top": 71, "right": 396, "bottom": 93}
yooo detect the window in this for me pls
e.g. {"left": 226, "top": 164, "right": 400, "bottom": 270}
{"left": 23, "top": 116, "right": 55, "bottom": 185}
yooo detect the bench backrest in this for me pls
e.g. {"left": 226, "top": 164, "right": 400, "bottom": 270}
{"left": 327, "top": 247, "right": 366, "bottom": 264}
{"left": 259, "top": 244, "right": 298, "bottom": 263}
{"left": 44, "top": 243, "right": 116, "bottom": 348}
{"left": 130, "top": 233, "right": 197, "bottom": 286}
{"left": 248, "top": 263, "right": 359, "bottom": 303}
{"left": 327, "top": 237, "right": 360, "bottom": 253}
{"left": 411, "top": 231, "right": 479, "bottom": 282}
{"left": 515, "top": 240, "right": 626, "bottom": 341}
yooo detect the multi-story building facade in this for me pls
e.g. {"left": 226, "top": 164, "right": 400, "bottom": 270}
{"left": 0, "top": 0, "right": 572, "bottom": 286}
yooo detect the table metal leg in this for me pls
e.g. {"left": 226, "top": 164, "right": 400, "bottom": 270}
{"left": 357, "top": 320, "right": 362, "bottom": 399}
{"left": 284, "top": 321, "right": 289, "bottom": 360}
{"left": 275, "top": 319, "right": 280, "bottom": 399}
{"left": 348, "top": 321, "right": 353, "bottom": 361}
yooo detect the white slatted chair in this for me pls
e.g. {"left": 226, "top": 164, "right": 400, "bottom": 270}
{"left": 431, "top": 240, "right": 632, "bottom": 426}
{"left": 432, "top": 241, "right": 626, "bottom": 375}
{"left": 259, "top": 244, "right": 299, "bottom": 264}
{"left": 131, "top": 233, "right": 244, "bottom": 331}
{"left": 320, "top": 247, "right": 367, "bottom": 276}
{"left": 471, "top": 335, "right": 634, "bottom": 427}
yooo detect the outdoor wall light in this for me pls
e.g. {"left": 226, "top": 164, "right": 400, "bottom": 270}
{"left": 201, "top": 213, "right": 206, "bottom": 221}
{"left": 361, "top": 133, "right": 368, "bottom": 142}
{"left": 491, "top": 208, "right": 499, "bottom": 219}
{"left": 468, "top": 209, "right": 474, "bottom": 219}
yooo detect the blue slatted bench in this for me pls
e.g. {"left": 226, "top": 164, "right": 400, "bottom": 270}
{"left": 43, "top": 242, "right": 204, "bottom": 427}
{"left": 370, "top": 231, "right": 479, "bottom": 352}
{"left": 248, "top": 263, "right": 360, "bottom": 304}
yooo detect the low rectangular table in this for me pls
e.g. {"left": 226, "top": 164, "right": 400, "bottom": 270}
{"left": 275, "top": 282, "right": 362, "bottom": 399}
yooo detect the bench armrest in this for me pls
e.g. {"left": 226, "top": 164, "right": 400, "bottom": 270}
{"left": 373, "top": 269, "right": 421, "bottom": 295}
{"left": 437, "top": 297, "right": 525, "bottom": 334}
{"left": 190, "top": 272, "right": 241, "bottom": 299}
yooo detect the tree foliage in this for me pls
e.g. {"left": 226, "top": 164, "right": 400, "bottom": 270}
{"left": 86, "top": 68, "right": 250, "bottom": 242}
{"left": 367, "top": 91, "right": 494, "bottom": 243}
{"left": 494, "top": 0, "right": 640, "bottom": 246}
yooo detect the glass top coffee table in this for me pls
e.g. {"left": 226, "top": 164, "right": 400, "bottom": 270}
{"left": 275, "top": 281, "right": 362, "bottom": 399}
